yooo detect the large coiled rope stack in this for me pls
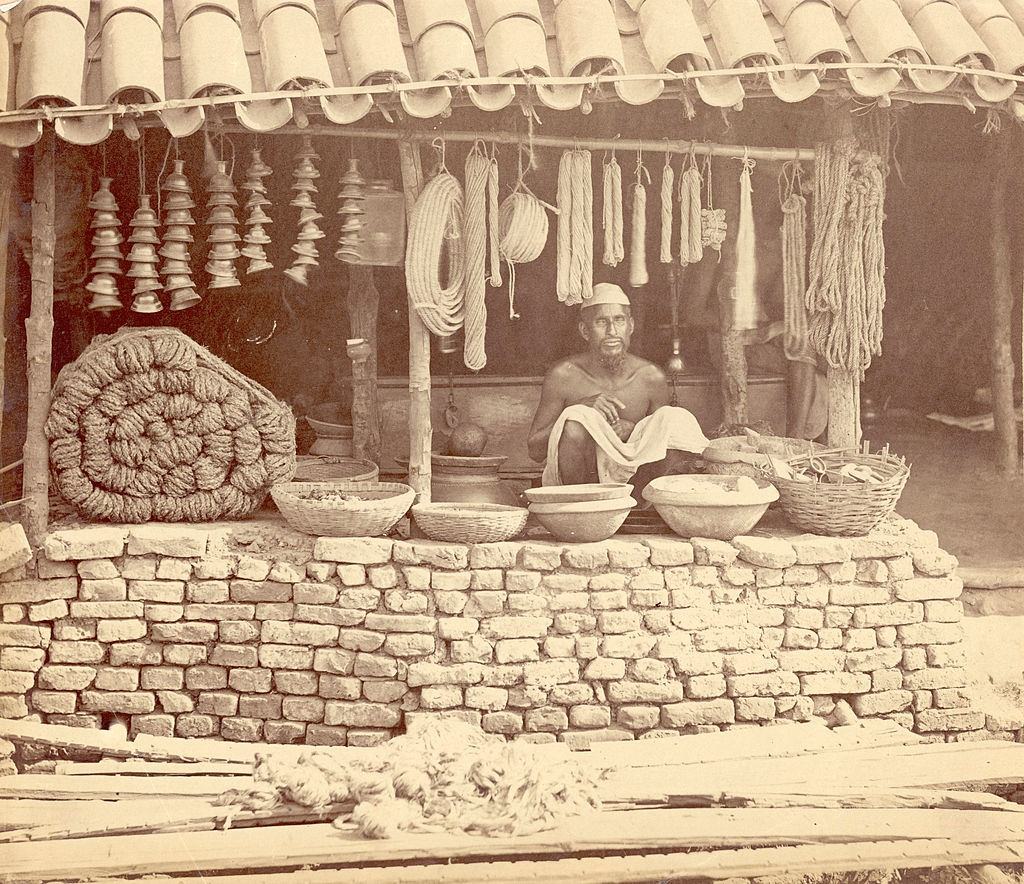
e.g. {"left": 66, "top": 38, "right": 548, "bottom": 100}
{"left": 46, "top": 328, "right": 296, "bottom": 523}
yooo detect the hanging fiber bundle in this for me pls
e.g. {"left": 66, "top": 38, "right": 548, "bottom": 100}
{"left": 45, "top": 328, "right": 296, "bottom": 524}
{"left": 463, "top": 144, "right": 493, "bottom": 371}
{"left": 498, "top": 191, "right": 550, "bottom": 320}
{"left": 732, "top": 156, "right": 759, "bottom": 331}
{"left": 660, "top": 157, "right": 674, "bottom": 263}
{"left": 557, "top": 149, "right": 594, "bottom": 305}
{"left": 781, "top": 165, "right": 814, "bottom": 364}
{"left": 629, "top": 178, "right": 649, "bottom": 287}
{"left": 700, "top": 154, "right": 727, "bottom": 252}
{"left": 405, "top": 171, "right": 466, "bottom": 337}
{"left": 678, "top": 164, "right": 703, "bottom": 265}
{"left": 602, "top": 155, "right": 624, "bottom": 266}
{"left": 487, "top": 155, "right": 502, "bottom": 288}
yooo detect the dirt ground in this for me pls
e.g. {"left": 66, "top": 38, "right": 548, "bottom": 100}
{"left": 866, "top": 412, "right": 1024, "bottom": 573}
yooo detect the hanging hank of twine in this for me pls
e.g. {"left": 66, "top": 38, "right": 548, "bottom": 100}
{"left": 463, "top": 142, "right": 491, "bottom": 371}
{"left": 678, "top": 156, "right": 703, "bottom": 265}
{"left": 780, "top": 162, "right": 813, "bottom": 364}
{"left": 602, "top": 154, "right": 624, "bottom": 266}
{"left": 660, "top": 155, "right": 674, "bottom": 264}
{"left": 557, "top": 149, "right": 594, "bottom": 305}
{"left": 732, "top": 154, "right": 759, "bottom": 331}
{"left": 628, "top": 154, "right": 650, "bottom": 288}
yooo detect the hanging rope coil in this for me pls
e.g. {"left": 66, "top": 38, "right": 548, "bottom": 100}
{"left": 45, "top": 328, "right": 296, "bottom": 524}
{"left": 602, "top": 154, "right": 624, "bottom": 266}
{"left": 780, "top": 163, "right": 814, "bottom": 364}
{"left": 463, "top": 143, "right": 492, "bottom": 371}
{"left": 660, "top": 156, "right": 674, "bottom": 263}
{"left": 557, "top": 149, "right": 594, "bottom": 305}
{"left": 678, "top": 162, "right": 703, "bottom": 265}
{"left": 498, "top": 191, "right": 550, "bottom": 320}
{"left": 405, "top": 170, "right": 466, "bottom": 337}
{"left": 805, "top": 131, "right": 888, "bottom": 377}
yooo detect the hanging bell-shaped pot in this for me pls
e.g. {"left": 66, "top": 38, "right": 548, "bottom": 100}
{"left": 90, "top": 245, "right": 124, "bottom": 260}
{"left": 245, "top": 193, "right": 272, "bottom": 209}
{"left": 92, "top": 228, "right": 125, "bottom": 246}
{"left": 131, "top": 291, "right": 164, "bottom": 313}
{"left": 241, "top": 177, "right": 267, "bottom": 194}
{"left": 293, "top": 157, "right": 319, "bottom": 179}
{"left": 247, "top": 258, "right": 274, "bottom": 274}
{"left": 208, "top": 227, "right": 241, "bottom": 244}
{"left": 207, "top": 160, "right": 234, "bottom": 192}
{"left": 338, "top": 185, "right": 366, "bottom": 201}
{"left": 298, "top": 208, "right": 324, "bottom": 224}
{"left": 163, "top": 193, "right": 197, "bottom": 211}
{"left": 161, "top": 159, "right": 190, "bottom": 193}
{"left": 88, "top": 177, "right": 118, "bottom": 211}
{"left": 130, "top": 195, "right": 159, "bottom": 226}
{"left": 295, "top": 135, "right": 320, "bottom": 161}
{"left": 161, "top": 260, "right": 192, "bottom": 276}
{"left": 159, "top": 242, "right": 190, "bottom": 261}
{"left": 297, "top": 223, "right": 326, "bottom": 241}
{"left": 169, "top": 288, "right": 202, "bottom": 311}
{"left": 86, "top": 273, "right": 119, "bottom": 295}
{"left": 248, "top": 148, "right": 273, "bottom": 178}
{"left": 284, "top": 264, "right": 310, "bottom": 286}
{"left": 90, "top": 210, "right": 121, "bottom": 228}
{"left": 291, "top": 241, "right": 319, "bottom": 258}
{"left": 209, "top": 275, "right": 241, "bottom": 289}
{"left": 334, "top": 246, "right": 361, "bottom": 263}
{"left": 127, "top": 265, "right": 159, "bottom": 280}
{"left": 88, "top": 290, "right": 123, "bottom": 313}
{"left": 290, "top": 193, "right": 316, "bottom": 210}
{"left": 162, "top": 225, "right": 194, "bottom": 243}
{"left": 240, "top": 244, "right": 267, "bottom": 259}
{"left": 164, "top": 208, "right": 196, "bottom": 225}
{"left": 163, "top": 273, "right": 195, "bottom": 291}
{"left": 125, "top": 242, "right": 159, "bottom": 262}
{"left": 128, "top": 228, "right": 161, "bottom": 245}
{"left": 206, "top": 192, "right": 238, "bottom": 208}
{"left": 244, "top": 229, "right": 272, "bottom": 246}
{"left": 337, "top": 202, "right": 365, "bottom": 216}
{"left": 207, "top": 205, "right": 240, "bottom": 225}
{"left": 131, "top": 277, "right": 162, "bottom": 294}
{"left": 91, "top": 257, "right": 123, "bottom": 275}
{"left": 246, "top": 206, "right": 273, "bottom": 226}
{"left": 291, "top": 179, "right": 318, "bottom": 194}
{"left": 340, "top": 158, "right": 366, "bottom": 187}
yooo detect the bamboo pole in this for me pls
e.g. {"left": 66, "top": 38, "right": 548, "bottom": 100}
{"left": 346, "top": 265, "right": 381, "bottom": 465}
{"left": 989, "top": 130, "right": 1018, "bottom": 475}
{"left": 396, "top": 143, "right": 432, "bottom": 502}
{"left": 0, "top": 147, "right": 13, "bottom": 463}
{"left": 22, "top": 130, "right": 55, "bottom": 544}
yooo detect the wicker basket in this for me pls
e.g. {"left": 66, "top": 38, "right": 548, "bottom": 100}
{"left": 770, "top": 446, "right": 910, "bottom": 536}
{"left": 271, "top": 481, "right": 414, "bottom": 537}
{"left": 412, "top": 502, "right": 528, "bottom": 543}
{"left": 293, "top": 456, "right": 379, "bottom": 483}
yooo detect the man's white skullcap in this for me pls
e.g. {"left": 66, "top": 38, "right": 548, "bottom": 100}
{"left": 583, "top": 283, "right": 630, "bottom": 309}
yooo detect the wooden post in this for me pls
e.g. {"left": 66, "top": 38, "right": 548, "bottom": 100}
{"left": 22, "top": 130, "right": 55, "bottom": 544}
{"left": 990, "top": 130, "right": 1019, "bottom": 475}
{"left": 826, "top": 369, "right": 860, "bottom": 448}
{"left": 716, "top": 281, "right": 749, "bottom": 427}
{"left": 0, "top": 147, "right": 13, "bottom": 457}
{"left": 346, "top": 265, "right": 381, "bottom": 465}
{"left": 397, "top": 142, "right": 432, "bottom": 502}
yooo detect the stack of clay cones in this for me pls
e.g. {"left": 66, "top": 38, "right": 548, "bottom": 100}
{"left": 284, "top": 136, "right": 325, "bottom": 286}
{"left": 334, "top": 158, "right": 365, "bottom": 264}
{"left": 241, "top": 148, "right": 273, "bottom": 275}
{"left": 86, "top": 177, "right": 124, "bottom": 313}
{"left": 159, "top": 159, "right": 200, "bottom": 312}
{"left": 126, "top": 194, "right": 162, "bottom": 313}
{"left": 205, "top": 160, "right": 241, "bottom": 289}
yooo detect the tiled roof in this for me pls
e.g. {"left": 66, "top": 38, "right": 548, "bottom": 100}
{"left": 2, "top": 0, "right": 1024, "bottom": 146}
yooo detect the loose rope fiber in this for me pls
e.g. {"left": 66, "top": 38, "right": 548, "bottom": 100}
{"left": 660, "top": 156, "right": 674, "bottom": 263}
{"left": 45, "top": 328, "right": 296, "bottom": 523}
{"left": 463, "top": 144, "right": 491, "bottom": 371}
{"left": 217, "top": 718, "right": 601, "bottom": 840}
{"left": 557, "top": 149, "right": 594, "bottom": 305}
{"left": 602, "top": 155, "right": 624, "bottom": 266}
{"left": 732, "top": 156, "right": 759, "bottom": 331}
{"left": 405, "top": 171, "right": 466, "bottom": 337}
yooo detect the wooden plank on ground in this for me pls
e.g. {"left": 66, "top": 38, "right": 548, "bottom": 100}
{"left": 53, "top": 760, "right": 251, "bottom": 777}
{"left": 0, "top": 773, "right": 251, "bottom": 800}
{"left": 4, "top": 807, "right": 1024, "bottom": 881}
{"left": 80, "top": 839, "right": 1024, "bottom": 884}
{"left": 0, "top": 797, "right": 218, "bottom": 831}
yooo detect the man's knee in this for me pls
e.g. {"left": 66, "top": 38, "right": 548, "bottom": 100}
{"left": 560, "top": 420, "right": 591, "bottom": 450}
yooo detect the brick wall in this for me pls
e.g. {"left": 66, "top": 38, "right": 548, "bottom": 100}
{"left": 0, "top": 517, "right": 1011, "bottom": 747}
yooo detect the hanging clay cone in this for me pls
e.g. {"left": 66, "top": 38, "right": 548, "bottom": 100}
{"left": 86, "top": 177, "right": 124, "bottom": 313}
{"left": 205, "top": 159, "right": 240, "bottom": 288}
{"left": 335, "top": 158, "right": 365, "bottom": 264}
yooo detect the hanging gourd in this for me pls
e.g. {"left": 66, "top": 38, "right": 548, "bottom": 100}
{"left": 159, "top": 157, "right": 200, "bottom": 312}
{"left": 85, "top": 177, "right": 124, "bottom": 313}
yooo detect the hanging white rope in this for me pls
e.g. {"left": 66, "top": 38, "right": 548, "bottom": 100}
{"left": 463, "top": 142, "right": 491, "bottom": 371}
{"left": 602, "top": 154, "right": 624, "bottom": 266}
{"left": 780, "top": 162, "right": 813, "bottom": 364}
{"left": 557, "top": 148, "right": 594, "bottom": 305}
{"left": 628, "top": 149, "right": 650, "bottom": 288}
{"left": 678, "top": 152, "right": 703, "bottom": 265}
{"left": 660, "top": 154, "right": 674, "bottom": 264}
{"left": 499, "top": 142, "right": 553, "bottom": 319}
{"left": 732, "top": 152, "right": 759, "bottom": 331}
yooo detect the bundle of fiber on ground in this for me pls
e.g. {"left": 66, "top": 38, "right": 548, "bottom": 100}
{"left": 45, "top": 327, "right": 296, "bottom": 523}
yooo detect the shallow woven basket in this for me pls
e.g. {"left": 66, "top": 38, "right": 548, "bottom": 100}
{"left": 292, "top": 456, "right": 378, "bottom": 483}
{"left": 412, "top": 502, "right": 528, "bottom": 544}
{"left": 770, "top": 446, "right": 910, "bottom": 536}
{"left": 271, "top": 481, "right": 413, "bottom": 537}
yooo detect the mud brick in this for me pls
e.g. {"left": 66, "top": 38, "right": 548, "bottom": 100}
{"left": 799, "top": 672, "right": 871, "bottom": 694}
{"left": 523, "top": 659, "right": 579, "bottom": 687}
{"left": 44, "top": 527, "right": 127, "bottom": 561}
{"left": 911, "top": 547, "right": 958, "bottom": 577}
{"left": 478, "top": 711, "right": 522, "bottom": 734}
{"left": 782, "top": 609, "right": 822, "bottom": 631}
{"left": 643, "top": 538, "right": 693, "bottom": 567}
{"left": 520, "top": 544, "right": 564, "bottom": 570}
{"left": 258, "top": 643, "right": 314, "bottom": 670}
{"left": 69, "top": 601, "right": 142, "bottom": 619}
{"left": 400, "top": 542, "right": 471, "bottom": 570}
{"left": 174, "top": 714, "right": 218, "bottom": 738}
{"left": 266, "top": 562, "right": 303, "bottom": 584}
{"left": 0, "top": 669, "right": 35, "bottom": 693}
{"left": 931, "top": 688, "right": 972, "bottom": 709}
{"left": 239, "top": 693, "right": 283, "bottom": 719}
{"left": 458, "top": 686, "right": 505, "bottom": 711}
{"left": 162, "top": 644, "right": 206, "bottom": 666}
{"left": 662, "top": 649, "right": 722, "bottom": 676}
{"left": 28, "top": 599, "right": 68, "bottom": 622}
{"left": 129, "top": 713, "right": 174, "bottom": 738}
{"left": 127, "top": 525, "right": 207, "bottom": 558}
{"left": 318, "top": 674, "right": 361, "bottom": 700}
{"left": 470, "top": 570, "right": 505, "bottom": 591}
{"left": 144, "top": 604, "right": 183, "bottom": 623}
{"left": 353, "top": 653, "right": 398, "bottom": 679}
{"left": 757, "top": 586, "right": 796, "bottom": 606}
{"left": 629, "top": 659, "right": 669, "bottom": 683}
{"left": 733, "top": 536, "right": 796, "bottom": 569}
{"left": 140, "top": 666, "right": 184, "bottom": 690}
{"left": 418, "top": 685, "right": 460, "bottom": 709}
{"left": 755, "top": 568, "right": 785, "bottom": 588}
{"left": 334, "top": 565, "right": 366, "bottom": 587}
{"left": 591, "top": 610, "right": 639, "bottom": 634}
{"left": 155, "top": 691, "right": 193, "bottom": 713}
{"left": 30, "top": 690, "right": 76, "bottom": 713}
{"left": 196, "top": 691, "right": 239, "bottom": 716}
{"left": 38, "top": 664, "right": 96, "bottom": 690}
{"left": 644, "top": 610, "right": 672, "bottom": 633}
{"left": 81, "top": 578, "right": 128, "bottom": 601}
{"left": 903, "top": 667, "right": 968, "bottom": 690}
{"left": 407, "top": 662, "right": 484, "bottom": 687}
{"left": 120, "top": 556, "right": 158, "bottom": 581}
{"left": 723, "top": 652, "right": 776, "bottom": 676}
{"left": 845, "top": 647, "right": 903, "bottom": 671}
{"left": 583, "top": 657, "right": 627, "bottom": 680}
{"left": 790, "top": 535, "right": 850, "bottom": 565}
{"left": 2, "top": 576, "right": 79, "bottom": 605}
{"left": 188, "top": 581, "right": 229, "bottom": 604}
{"left": 437, "top": 617, "right": 479, "bottom": 641}
{"left": 282, "top": 696, "right": 325, "bottom": 722}
{"left": 152, "top": 622, "right": 216, "bottom": 643}
{"left": 81, "top": 691, "right": 155, "bottom": 714}
{"left": 821, "top": 561, "right": 858, "bottom": 583}
{"left": 451, "top": 636, "right": 494, "bottom": 664}
{"left": 314, "top": 538, "right": 392, "bottom": 566}
{"left": 876, "top": 626, "right": 898, "bottom": 647}
{"left": 924, "top": 600, "right": 963, "bottom": 622}
{"left": 313, "top": 648, "right": 356, "bottom": 675}
{"left": 727, "top": 671, "right": 801, "bottom": 697}
{"left": 4, "top": 603, "right": 26, "bottom": 621}
{"left": 825, "top": 607, "right": 854, "bottom": 629}
{"left": 219, "top": 620, "right": 259, "bottom": 644}
{"left": 902, "top": 647, "right": 928, "bottom": 670}
{"left": 522, "top": 706, "right": 567, "bottom": 732}
{"left": 749, "top": 608, "right": 785, "bottom": 628}
{"left": 604, "top": 680, "right": 682, "bottom": 703}
{"left": 229, "top": 667, "right": 272, "bottom": 693}
{"left": 896, "top": 577, "right": 963, "bottom": 602}
{"left": 384, "top": 590, "right": 429, "bottom": 614}
{"left": 49, "top": 640, "right": 104, "bottom": 663}
{"left": 264, "top": 721, "right": 307, "bottom": 744}
{"left": 97, "top": 620, "right": 147, "bottom": 643}
{"left": 662, "top": 699, "right": 735, "bottom": 727}
{"left": 185, "top": 603, "right": 256, "bottom": 621}
{"left": 382, "top": 634, "right": 435, "bottom": 657}
{"left": 777, "top": 650, "right": 845, "bottom": 673}
{"left": 897, "top": 622, "right": 964, "bottom": 645}
{"left": 324, "top": 701, "right": 401, "bottom": 727}
{"left": 687, "top": 538, "right": 734, "bottom": 567}
{"left": 235, "top": 557, "right": 272, "bottom": 582}
{"left": 466, "top": 542, "right": 518, "bottom": 570}
{"left": 783, "top": 566, "right": 819, "bottom": 586}
{"left": 292, "top": 605, "right": 364, "bottom": 628}
{"left": 361, "top": 613, "right": 434, "bottom": 633}
{"left": 210, "top": 644, "right": 258, "bottom": 668}
{"left": 336, "top": 629, "right": 386, "bottom": 654}
{"left": 492, "top": 639, "right": 537, "bottom": 664}
{"left": 915, "top": 708, "right": 985, "bottom": 732}
{"left": 366, "top": 565, "right": 398, "bottom": 589}
{"left": 694, "top": 626, "right": 760, "bottom": 652}
{"left": 292, "top": 583, "right": 337, "bottom": 605}
{"left": 556, "top": 542, "right": 607, "bottom": 570}
{"left": 872, "top": 668, "right": 904, "bottom": 691}
{"left": 829, "top": 584, "right": 890, "bottom": 606}
{"left": 429, "top": 591, "right": 465, "bottom": 616}
{"left": 220, "top": 717, "right": 263, "bottom": 742}
{"left": 856, "top": 560, "right": 888, "bottom": 584}
{"left": 260, "top": 621, "right": 338, "bottom": 646}
{"left": 229, "top": 581, "right": 290, "bottom": 603}
{"left": 735, "top": 697, "right": 777, "bottom": 721}
{"left": 851, "top": 690, "right": 912, "bottom": 715}
{"left": 194, "top": 558, "right": 234, "bottom": 580}
{"left": 927, "top": 645, "right": 967, "bottom": 668}
{"left": 274, "top": 670, "right": 319, "bottom": 695}
{"left": 852, "top": 603, "right": 924, "bottom": 628}
{"left": 0, "top": 696, "right": 28, "bottom": 717}
{"left": 1, "top": 647, "right": 45, "bottom": 671}
{"left": 616, "top": 705, "right": 661, "bottom": 730}
{"left": 93, "top": 667, "right": 140, "bottom": 692}
{"left": 547, "top": 592, "right": 588, "bottom": 614}
{"left": 628, "top": 590, "right": 668, "bottom": 610}
{"left": 184, "top": 665, "right": 227, "bottom": 691}
{"left": 566, "top": 705, "right": 610, "bottom": 729}
{"left": 37, "top": 559, "right": 78, "bottom": 579}
{"left": 358, "top": 682, "right": 403, "bottom": 706}
{"left": 502, "top": 571, "right": 539, "bottom": 593}
{"left": 128, "top": 581, "right": 184, "bottom": 604}
{"left": 299, "top": 723, "right": 344, "bottom": 745}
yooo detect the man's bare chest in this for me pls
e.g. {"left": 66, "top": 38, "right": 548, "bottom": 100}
{"left": 566, "top": 375, "right": 649, "bottom": 423}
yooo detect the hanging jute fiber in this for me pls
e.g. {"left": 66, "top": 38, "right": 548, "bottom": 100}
{"left": 46, "top": 327, "right": 296, "bottom": 523}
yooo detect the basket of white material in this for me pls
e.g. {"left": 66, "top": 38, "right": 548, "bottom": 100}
{"left": 642, "top": 474, "right": 778, "bottom": 540}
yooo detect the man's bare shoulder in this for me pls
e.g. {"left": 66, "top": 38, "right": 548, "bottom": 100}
{"left": 627, "top": 355, "right": 668, "bottom": 383}
{"left": 544, "top": 356, "right": 585, "bottom": 382}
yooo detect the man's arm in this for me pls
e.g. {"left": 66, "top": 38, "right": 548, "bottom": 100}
{"left": 647, "top": 364, "right": 672, "bottom": 412}
{"left": 527, "top": 366, "right": 570, "bottom": 462}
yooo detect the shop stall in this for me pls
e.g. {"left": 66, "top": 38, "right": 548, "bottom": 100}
{"left": 0, "top": 0, "right": 1019, "bottom": 748}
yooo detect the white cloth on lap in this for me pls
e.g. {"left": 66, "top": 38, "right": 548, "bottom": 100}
{"left": 541, "top": 404, "right": 710, "bottom": 486}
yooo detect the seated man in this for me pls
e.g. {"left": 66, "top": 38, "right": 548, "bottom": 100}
{"left": 527, "top": 283, "right": 709, "bottom": 488}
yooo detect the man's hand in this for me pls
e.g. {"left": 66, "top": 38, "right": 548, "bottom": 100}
{"left": 611, "top": 418, "right": 635, "bottom": 441}
{"left": 584, "top": 393, "right": 626, "bottom": 425}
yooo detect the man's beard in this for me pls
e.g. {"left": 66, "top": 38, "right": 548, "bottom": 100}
{"left": 598, "top": 349, "right": 627, "bottom": 374}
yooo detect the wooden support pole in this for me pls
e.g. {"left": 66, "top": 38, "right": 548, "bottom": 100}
{"left": 397, "top": 142, "right": 432, "bottom": 502}
{"left": 22, "top": 130, "right": 55, "bottom": 544}
{"left": 990, "top": 130, "right": 1019, "bottom": 475}
{"left": 716, "top": 282, "right": 749, "bottom": 428}
{"left": 0, "top": 147, "right": 13, "bottom": 460}
{"left": 346, "top": 265, "right": 381, "bottom": 465}
{"left": 826, "top": 369, "right": 860, "bottom": 448}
